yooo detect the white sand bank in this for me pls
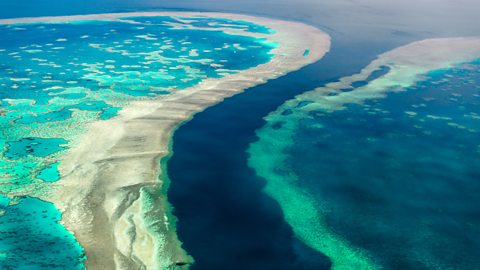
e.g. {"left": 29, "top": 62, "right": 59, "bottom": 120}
{"left": 1, "top": 12, "right": 331, "bottom": 269}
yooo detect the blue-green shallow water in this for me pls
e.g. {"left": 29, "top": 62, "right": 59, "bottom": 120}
{"left": 0, "top": 15, "right": 277, "bottom": 268}
{"left": 0, "top": 195, "right": 85, "bottom": 269}
{"left": 279, "top": 60, "right": 480, "bottom": 269}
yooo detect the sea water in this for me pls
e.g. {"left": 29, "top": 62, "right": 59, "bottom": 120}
{"left": 249, "top": 59, "right": 480, "bottom": 269}
{"left": 0, "top": 15, "right": 277, "bottom": 268}
{"left": 165, "top": 31, "right": 400, "bottom": 269}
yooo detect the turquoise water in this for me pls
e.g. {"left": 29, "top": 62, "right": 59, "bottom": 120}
{"left": 250, "top": 59, "right": 480, "bottom": 269}
{"left": 0, "top": 195, "right": 86, "bottom": 269}
{"left": 0, "top": 15, "right": 276, "bottom": 268}
{"left": 37, "top": 162, "right": 61, "bottom": 182}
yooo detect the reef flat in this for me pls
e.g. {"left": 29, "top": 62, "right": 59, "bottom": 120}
{"left": 0, "top": 12, "right": 330, "bottom": 269}
{"left": 248, "top": 37, "right": 480, "bottom": 269}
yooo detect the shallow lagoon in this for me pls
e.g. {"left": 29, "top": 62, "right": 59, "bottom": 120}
{"left": 292, "top": 61, "right": 480, "bottom": 269}
{"left": 250, "top": 60, "right": 480, "bottom": 269}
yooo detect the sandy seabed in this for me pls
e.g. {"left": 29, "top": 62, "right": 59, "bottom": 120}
{"left": 0, "top": 12, "right": 331, "bottom": 269}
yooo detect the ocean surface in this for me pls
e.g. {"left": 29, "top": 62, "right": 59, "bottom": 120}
{"left": 0, "top": 14, "right": 276, "bottom": 268}
{"left": 1, "top": 0, "right": 480, "bottom": 269}
{"left": 249, "top": 59, "right": 480, "bottom": 269}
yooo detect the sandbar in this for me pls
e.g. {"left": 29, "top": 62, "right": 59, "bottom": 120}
{"left": 0, "top": 12, "right": 331, "bottom": 269}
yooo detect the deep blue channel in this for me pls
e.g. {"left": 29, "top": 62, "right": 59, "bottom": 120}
{"left": 167, "top": 32, "right": 415, "bottom": 269}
